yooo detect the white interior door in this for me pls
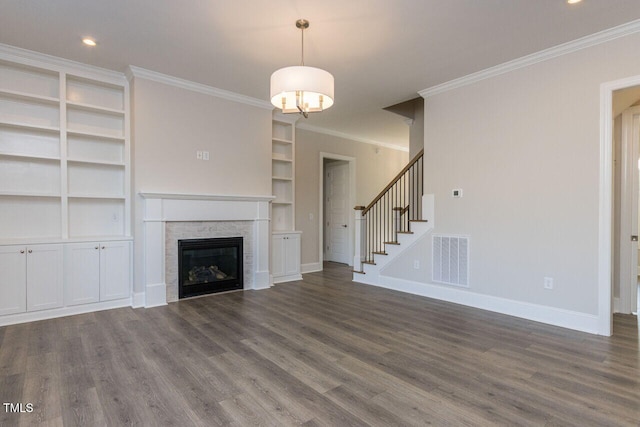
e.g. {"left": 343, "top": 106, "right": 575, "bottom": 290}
{"left": 619, "top": 106, "right": 640, "bottom": 314}
{"left": 324, "top": 161, "right": 350, "bottom": 264}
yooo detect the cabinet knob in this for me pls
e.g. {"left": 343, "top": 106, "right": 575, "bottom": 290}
{"left": 101, "top": 246, "right": 105, "bottom": 250}
{"left": 20, "top": 250, "right": 25, "bottom": 254}
{"left": 28, "top": 249, "right": 32, "bottom": 254}
{"left": 95, "top": 246, "right": 99, "bottom": 250}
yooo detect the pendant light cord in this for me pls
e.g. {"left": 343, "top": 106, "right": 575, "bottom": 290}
{"left": 300, "top": 25, "right": 305, "bottom": 66}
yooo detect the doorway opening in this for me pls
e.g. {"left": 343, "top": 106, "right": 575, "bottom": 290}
{"left": 612, "top": 86, "right": 640, "bottom": 316}
{"left": 600, "top": 75, "right": 640, "bottom": 336}
{"left": 319, "top": 153, "right": 356, "bottom": 268}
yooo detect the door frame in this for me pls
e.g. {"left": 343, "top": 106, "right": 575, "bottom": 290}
{"left": 319, "top": 152, "right": 356, "bottom": 269}
{"left": 599, "top": 74, "right": 640, "bottom": 335}
{"left": 618, "top": 106, "right": 640, "bottom": 314}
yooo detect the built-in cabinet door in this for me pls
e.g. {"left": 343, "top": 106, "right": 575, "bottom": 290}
{"left": 272, "top": 235, "right": 286, "bottom": 278}
{"left": 100, "top": 241, "right": 131, "bottom": 301}
{"left": 284, "top": 234, "right": 301, "bottom": 276}
{"left": 272, "top": 233, "right": 301, "bottom": 283}
{"left": 26, "top": 244, "right": 63, "bottom": 312}
{"left": 65, "top": 243, "right": 100, "bottom": 306}
{"left": 0, "top": 246, "right": 27, "bottom": 315}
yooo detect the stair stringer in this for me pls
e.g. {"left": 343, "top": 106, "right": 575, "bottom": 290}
{"left": 352, "top": 220, "right": 433, "bottom": 285}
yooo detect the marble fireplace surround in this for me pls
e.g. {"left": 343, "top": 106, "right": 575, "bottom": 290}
{"left": 140, "top": 192, "right": 273, "bottom": 307}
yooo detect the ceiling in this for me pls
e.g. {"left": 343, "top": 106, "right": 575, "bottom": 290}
{"left": 1, "top": 1, "right": 640, "bottom": 149}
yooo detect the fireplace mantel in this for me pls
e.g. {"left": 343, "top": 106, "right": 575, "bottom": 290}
{"left": 140, "top": 192, "right": 275, "bottom": 202}
{"left": 141, "top": 192, "right": 274, "bottom": 307}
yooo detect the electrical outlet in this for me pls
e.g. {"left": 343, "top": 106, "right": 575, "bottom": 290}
{"left": 413, "top": 260, "right": 420, "bottom": 269}
{"left": 544, "top": 277, "right": 554, "bottom": 290}
{"left": 203, "top": 151, "right": 210, "bottom": 161}
{"left": 196, "top": 150, "right": 203, "bottom": 160}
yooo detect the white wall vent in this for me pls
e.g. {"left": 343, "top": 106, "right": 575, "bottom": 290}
{"left": 432, "top": 235, "right": 469, "bottom": 287}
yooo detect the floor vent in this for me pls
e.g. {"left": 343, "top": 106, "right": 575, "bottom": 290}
{"left": 433, "top": 235, "right": 469, "bottom": 287}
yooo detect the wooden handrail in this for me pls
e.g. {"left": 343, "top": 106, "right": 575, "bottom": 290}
{"left": 362, "top": 149, "right": 423, "bottom": 215}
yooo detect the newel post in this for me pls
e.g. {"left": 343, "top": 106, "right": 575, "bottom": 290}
{"left": 354, "top": 206, "right": 366, "bottom": 271}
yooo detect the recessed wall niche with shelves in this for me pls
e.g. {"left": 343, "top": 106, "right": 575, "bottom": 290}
{"left": 271, "top": 113, "right": 302, "bottom": 283}
{"left": 0, "top": 49, "right": 133, "bottom": 327}
{"left": 271, "top": 117, "right": 296, "bottom": 231}
{"left": 0, "top": 56, "right": 130, "bottom": 244}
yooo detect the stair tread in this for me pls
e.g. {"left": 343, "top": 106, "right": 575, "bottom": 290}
{"left": 372, "top": 251, "right": 388, "bottom": 255}
{"left": 397, "top": 231, "right": 414, "bottom": 234}
{"left": 384, "top": 241, "right": 400, "bottom": 245}
{"left": 352, "top": 270, "right": 365, "bottom": 274}
{"left": 409, "top": 219, "right": 429, "bottom": 223}
{"left": 362, "top": 261, "right": 376, "bottom": 265}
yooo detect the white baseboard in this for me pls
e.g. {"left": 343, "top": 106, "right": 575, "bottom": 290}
{"left": 371, "top": 275, "right": 600, "bottom": 335}
{"left": 145, "top": 283, "right": 168, "bottom": 308}
{"left": 0, "top": 299, "right": 132, "bottom": 327}
{"left": 273, "top": 274, "right": 303, "bottom": 284}
{"left": 132, "top": 292, "right": 145, "bottom": 308}
{"left": 301, "top": 262, "right": 322, "bottom": 274}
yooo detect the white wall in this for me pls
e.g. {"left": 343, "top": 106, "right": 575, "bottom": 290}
{"left": 130, "top": 77, "right": 272, "bottom": 292}
{"left": 295, "top": 129, "right": 408, "bottom": 266}
{"left": 384, "top": 31, "right": 640, "bottom": 317}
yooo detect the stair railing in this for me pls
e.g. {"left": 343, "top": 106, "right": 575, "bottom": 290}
{"left": 353, "top": 149, "right": 423, "bottom": 271}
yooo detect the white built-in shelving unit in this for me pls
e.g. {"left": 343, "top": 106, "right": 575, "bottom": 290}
{"left": 271, "top": 113, "right": 302, "bottom": 283}
{"left": 271, "top": 116, "right": 296, "bottom": 230}
{"left": 0, "top": 52, "right": 132, "bottom": 326}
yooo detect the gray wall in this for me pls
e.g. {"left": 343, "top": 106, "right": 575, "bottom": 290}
{"left": 409, "top": 99, "right": 424, "bottom": 158}
{"left": 384, "top": 31, "right": 640, "bottom": 316}
{"left": 295, "top": 129, "right": 408, "bottom": 266}
{"left": 130, "top": 77, "right": 272, "bottom": 292}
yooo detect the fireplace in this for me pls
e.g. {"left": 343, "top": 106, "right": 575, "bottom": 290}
{"left": 178, "top": 237, "right": 243, "bottom": 298}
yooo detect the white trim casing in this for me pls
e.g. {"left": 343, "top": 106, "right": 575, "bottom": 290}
{"left": 599, "top": 75, "right": 640, "bottom": 335}
{"left": 140, "top": 192, "right": 275, "bottom": 307}
{"left": 319, "top": 153, "right": 357, "bottom": 269}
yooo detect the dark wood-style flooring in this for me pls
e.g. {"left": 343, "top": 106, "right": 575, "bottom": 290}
{"left": 1, "top": 262, "right": 639, "bottom": 426}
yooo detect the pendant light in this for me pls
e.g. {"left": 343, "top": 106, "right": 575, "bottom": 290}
{"left": 270, "top": 19, "right": 334, "bottom": 118}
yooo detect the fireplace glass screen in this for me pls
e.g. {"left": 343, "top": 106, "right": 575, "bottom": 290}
{"left": 178, "top": 237, "right": 243, "bottom": 298}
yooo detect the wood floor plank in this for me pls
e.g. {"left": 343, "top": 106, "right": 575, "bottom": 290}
{"left": 21, "top": 352, "right": 62, "bottom": 425}
{"left": 219, "top": 392, "right": 282, "bottom": 427}
{"left": 0, "top": 373, "right": 25, "bottom": 426}
{"left": 0, "top": 322, "right": 30, "bottom": 377}
{"left": 1, "top": 262, "right": 639, "bottom": 426}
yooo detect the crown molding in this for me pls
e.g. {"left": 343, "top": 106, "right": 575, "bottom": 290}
{"left": 0, "top": 42, "right": 126, "bottom": 85}
{"left": 420, "top": 19, "right": 640, "bottom": 98}
{"left": 127, "top": 65, "right": 273, "bottom": 110}
{"left": 296, "top": 123, "right": 409, "bottom": 152}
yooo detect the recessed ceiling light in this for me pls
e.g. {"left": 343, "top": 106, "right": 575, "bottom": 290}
{"left": 82, "top": 37, "right": 97, "bottom": 47}
{"left": 567, "top": 0, "right": 582, "bottom": 4}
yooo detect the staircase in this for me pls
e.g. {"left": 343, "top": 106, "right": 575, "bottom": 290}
{"left": 353, "top": 149, "right": 433, "bottom": 284}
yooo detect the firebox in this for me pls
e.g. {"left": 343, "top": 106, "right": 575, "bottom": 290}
{"left": 178, "top": 237, "right": 243, "bottom": 298}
